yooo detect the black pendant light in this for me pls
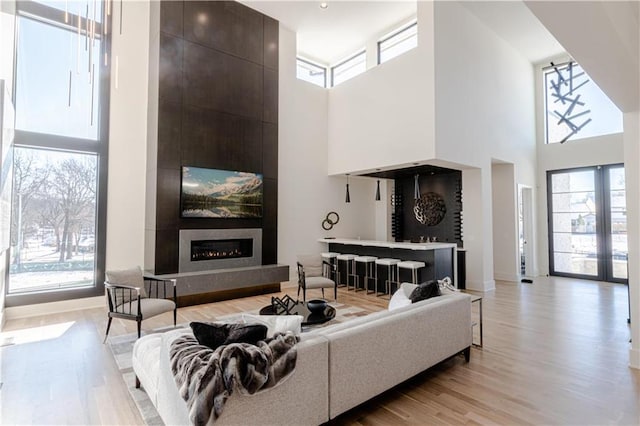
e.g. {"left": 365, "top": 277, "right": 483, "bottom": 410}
{"left": 345, "top": 174, "right": 351, "bottom": 203}
{"left": 375, "top": 180, "right": 381, "bottom": 201}
{"left": 414, "top": 174, "right": 420, "bottom": 200}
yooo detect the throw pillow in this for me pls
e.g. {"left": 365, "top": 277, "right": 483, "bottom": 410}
{"left": 409, "top": 280, "right": 441, "bottom": 303}
{"left": 190, "top": 322, "right": 268, "bottom": 350}
{"left": 190, "top": 322, "right": 229, "bottom": 350}
{"left": 224, "top": 323, "right": 268, "bottom": 346}
{"left": 241, "top": 314, "right": 303, "bottom": 338}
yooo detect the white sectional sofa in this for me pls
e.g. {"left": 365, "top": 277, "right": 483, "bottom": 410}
{"left": 132, "top": 290, "right": 472, "bottom": 425}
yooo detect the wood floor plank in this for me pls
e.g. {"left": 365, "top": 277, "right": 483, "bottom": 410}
{"left": 0, "top": 276, "right": 638, "bottom": 425}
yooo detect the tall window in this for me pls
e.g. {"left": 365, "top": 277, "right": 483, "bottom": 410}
{"left": 547, "top": 165, "right": 627, "bottom": 283}
{"left": 378, "top": 21, "right": 417, "bottom": 64}
{"left": 543, "top": 61, "right": 623, "bottom": 144}
{"left": 296, "top": 57, "right": 327, "bottom": 88}
{"left": 8, "top": 1, "right": 109, "bottom": 304}
{"left": 331, "top": 50, "right": 366, "bottom": 87}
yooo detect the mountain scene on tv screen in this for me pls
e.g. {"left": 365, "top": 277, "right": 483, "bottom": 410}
{"left": 182, "top": 167, "right": 263, "bottom": 218}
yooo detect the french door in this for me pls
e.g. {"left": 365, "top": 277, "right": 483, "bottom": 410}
{"left": 547, "top": 164, "right": 627, "bottom": 283}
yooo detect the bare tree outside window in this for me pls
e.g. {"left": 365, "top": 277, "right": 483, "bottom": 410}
{"left": 9, "top": 147, "right": 97, "bottom": 293}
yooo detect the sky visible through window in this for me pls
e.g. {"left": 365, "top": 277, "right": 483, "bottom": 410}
{"left": 15, "top": 13, "right": 100, "bottom": 140}
{"left": 544, "top": 62, "right": 622, "bottom": 144}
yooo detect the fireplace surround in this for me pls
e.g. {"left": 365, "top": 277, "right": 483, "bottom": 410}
{"left": 179, "top": 229, "right": 262, "bottom": 272}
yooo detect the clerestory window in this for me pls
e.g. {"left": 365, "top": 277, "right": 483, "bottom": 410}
{"left": 543, "top": 61, "right": 623, "bottom": 144}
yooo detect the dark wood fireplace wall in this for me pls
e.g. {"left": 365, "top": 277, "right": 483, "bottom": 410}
{"left": 153, "top": 1, "right": 279, "bottom": 274}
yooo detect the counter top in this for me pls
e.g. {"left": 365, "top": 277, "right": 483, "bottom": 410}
{"left": 318, "top": 238, "right": 457, "bottom": 251}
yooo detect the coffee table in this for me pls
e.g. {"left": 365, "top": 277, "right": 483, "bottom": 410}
{"left": 259, "top": 301, "right": 336, "bottom": 326}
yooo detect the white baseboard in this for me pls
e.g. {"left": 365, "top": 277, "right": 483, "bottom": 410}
{"left": 465, "top": 279, "right": 496, "bottom": 292}
{"left": 5, "top": 296, "right": 104, "bottom": 320}
{"left": 631, "top": 348, "right": 640, "bottom": 370}
{"left": 494, "top": 272, "right": 519, "bottom": 283}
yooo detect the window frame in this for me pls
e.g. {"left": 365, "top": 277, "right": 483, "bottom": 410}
{"left": 377, "top": 20, "right": 417, "bottom": 65}
{"left": 330, "top": 50, "right": 366, "bottom": 87}
{"left": 6, "top": 0, "right": 111, "bottom": 306}
{"left": 296, "top": 57, "right": 327, "bottom": 88}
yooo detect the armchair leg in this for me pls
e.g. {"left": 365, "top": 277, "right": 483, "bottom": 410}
{"left": 103, "top": 317, "right": 113, "bottom": 344}
{"left": 135, "top": 375, "right": 141, "bottom": 389}
{"left": 173, "top": 308, "right": 177, "bottom": 327}
{"left": 334, "top": 286, "right": 337, "bottom": 301}
{"left": 322, "top": 288, "right": 325, "bottom": 299}
{"left": 137, "top": 320, "right": 142, "bottom": 339}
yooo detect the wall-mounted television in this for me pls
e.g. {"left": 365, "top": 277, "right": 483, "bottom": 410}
{"left": 181, "top": 166, "right": 263, "bottom": 218}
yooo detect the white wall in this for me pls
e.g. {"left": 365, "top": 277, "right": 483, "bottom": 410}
{"left": 326, "top": 2, "right": 435, "bottom": 175}
{"left": 623, "top": 110, "right": 640, "bottom": 369}
{"left": 433, "top": 1, "right": 537, "bottom": 290}
{"left": 106, "top": 0, "right": 150, "bottom": 271}
{"left": 492, "top": 163, "right": 519, "bottom": 282}
{"left": 279, "top": 26, "right": 377, "bottom": 279}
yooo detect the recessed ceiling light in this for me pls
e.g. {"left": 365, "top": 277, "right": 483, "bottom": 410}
{"left": 319, "top": 2, "right": 328, "bottom": 9}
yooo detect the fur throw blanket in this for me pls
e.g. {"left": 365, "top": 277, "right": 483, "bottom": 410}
{"left": 170, "top": 331, "right": 299, "bottom": 425}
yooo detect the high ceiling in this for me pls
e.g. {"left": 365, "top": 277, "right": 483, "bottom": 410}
{"left": 242, "top": 1, "right": 417, "bottom": 65}
{"left": 242, "top": 1, "right": 566, "bottom": 66}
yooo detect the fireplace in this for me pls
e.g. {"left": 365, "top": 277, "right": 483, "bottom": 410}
{"left": 179, "top": 229, "right": 262, "bottom": 272}
{"left": 191, "top": 239, "right": 253, "bottom": 262}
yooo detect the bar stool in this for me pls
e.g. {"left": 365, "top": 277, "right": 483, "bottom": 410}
{"left": 375, "top": 258, "right": 400, "bottom": 298}
{"left": 354, "top": 256, "right": 377, "bottom": 293}
{"left": 336, "top": 254, "right": 356, "bottom": 288}
{"left": 397, "top": 261, "right": 426, "bottom": 284}
{"left": 321, "top": 252, "right": 339, "bottom": 282}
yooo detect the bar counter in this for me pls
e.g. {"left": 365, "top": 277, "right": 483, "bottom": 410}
{"left": 318, "top": 238, "right": 458, "bottom": 287}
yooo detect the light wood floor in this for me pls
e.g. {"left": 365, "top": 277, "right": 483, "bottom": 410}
{"left": 0, "top": 276, "right": 638, "bottom": 425}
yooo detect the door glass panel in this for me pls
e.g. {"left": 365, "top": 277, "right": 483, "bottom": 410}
{"left": 550, "top": 170, "right": 598, "bottom": 277}
{"left": 609, "top": 167, "right": 627, "bottom": 279}
{"left": 9, "top": 147, "right": 97, "bottom": 293}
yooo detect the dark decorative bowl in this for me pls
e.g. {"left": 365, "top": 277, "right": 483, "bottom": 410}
{"left": 307, "top": 299, "right": 328, "bottom": 314}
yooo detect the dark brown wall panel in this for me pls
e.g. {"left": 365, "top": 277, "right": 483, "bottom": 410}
{"left": 156, "top": 168, "right": 181, "bottom": 230}
{"left": 181, "top": 105, "right": 262, "bottom": 172}
{"left": 158, "top": 101, "right": 182, "bottom": 169}
{"left": 155, "top": 229, "right": 179, "bottom": 274}
{"left": 155, "top": 1, "right": 278, "bottom": 274}
{"left": 262, "top": 123, "right": 278, "bottom": 180}
{"left": 183, "top": 1, "right": 263, "bottom": 64}
{"left": 159, "top": 33, "right": 184, "bottom": 104}
{"left": 184, "top": 41, "right": 263, "bottom": 120}
{"left": 160, "top": 1, "right": 184, "bottom": 38}
{"left": 263, "top": 16, "right": 278, "bottom": 70}
{"left": 263, "top": 67, "right": 278, "bottom": 124}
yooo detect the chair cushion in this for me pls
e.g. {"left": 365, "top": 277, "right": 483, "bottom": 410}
{"left": 297, "top": 254, "right": 323, "bottom": 277}
{"left": 106, "top": 267, "right": 148, "bottom": 305}
{"left": 118, "top": 298, "right": 175, "bottom": 319}
{"left": 304, "top": 276, "right": 335, "bottom": 289}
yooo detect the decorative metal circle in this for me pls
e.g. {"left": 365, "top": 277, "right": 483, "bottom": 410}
{"left": 322, "top": 211, "right": 340, "bottom": 230}
{"left": 413, "top": 192, "right": 446, "bottom": 226}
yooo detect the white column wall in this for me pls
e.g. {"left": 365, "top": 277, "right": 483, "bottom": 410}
{"left": 492, "top": 163, "right": 519, "bottom": 282}
{"left": 106, "top": 0, "right": 151, "bottom": 271}
{"left": 624, "top": 110, "right": 640, "bottom": 369}
{"left": 279, "top": 26, "right": 377, "bottom": 280}
{"left": 433, "top": 1, "right": 536, "bottom": 290}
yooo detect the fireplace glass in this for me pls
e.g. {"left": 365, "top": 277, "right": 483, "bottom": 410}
{"left": 191, "top": 239, "right": 253, "bottom": 262}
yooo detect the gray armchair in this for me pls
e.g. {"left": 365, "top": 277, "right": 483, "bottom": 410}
{"left": 297, "top": 254, "right": 337, "bottom": 302}
{"left": 104, "top": 267, "right": 177, "bottom": 341}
